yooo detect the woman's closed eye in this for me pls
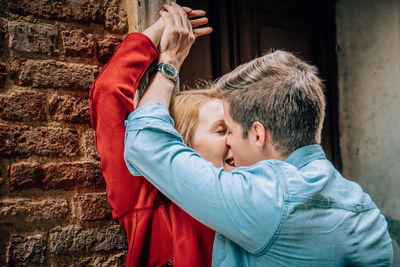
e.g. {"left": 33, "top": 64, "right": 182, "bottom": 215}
{"left": 210, "top": 120, "right": 227, "bottom": 135}
{"left": 215, "top": 127, "right": 227, "bottom": 135}
{"left": 214, "top": 125, "right": 227, "bottom": 135}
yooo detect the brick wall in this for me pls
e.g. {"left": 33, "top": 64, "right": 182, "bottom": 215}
{"left": 0, "top": 0, "right": 131, "bottom": 265}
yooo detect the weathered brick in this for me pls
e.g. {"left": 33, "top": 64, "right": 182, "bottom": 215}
{"left": 0, "top": 198, "right": 69, "bottom": 223}
{"left": 97, "top": 36, "right": 122, "bottom": 63}
{"left": 62, "top": 30, "right": 95, "bottom": 57}
{"left": 14, "top": 59, "right": 99, "bottom": 90}
{"left": 105, "top": 6, "right": 128, "bottom": 34}
{"left": 9, "top": 162, "right": 42, "bottom": 191}
{"left": 0, "top": 90, "right": 46, "bottom": 121}
{"left": 0, "top": 18, "right": 6, "bottom": 55}
{"left": 72, "top": 193, "right": 111, "bottom": 221}
{"left": 82, "top": 129, "right": 99, "bottom": 160}
{"left": 8, "top": 0, "right": 104, "bottom": 24}
{"left": 9, "top": 58, "right": 25, "bottom": 80}
{"left": 8, "top": 21, "right": 58, "bottom": 55}
{"left": 0, "top": 2, "right": 4, "bottom": 14}
{"left": 74, "top": 252, "right": 127, "bottom": 267}
{"left": 49, "top": 94, "right": 90, "bottom": 123}
{"left": 8, "top": 161, "right": 104, "bottom": 191}
{"left": 0, "top": 124, "right": 79, "bottom": 157}
{"left": 0, "top": 62, "right": 6, "bottom": 88}
{"left": 49, "top": 225, "right": 127, "bottom": 255}
{"left": 42, "top": 161, "right": 105, "bottom": 190}
{"left": 92, "top": 252, "right": 127, "bottom": 267}
{"left": 8, "top": 234, "right": 46, "bottom": 265}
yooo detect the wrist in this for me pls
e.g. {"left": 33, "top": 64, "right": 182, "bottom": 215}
{"left": 158, "top": 56, "right": 181, "bottom": 71}
{"left": 156, "top": 63, "right": 179, "bottom": 85}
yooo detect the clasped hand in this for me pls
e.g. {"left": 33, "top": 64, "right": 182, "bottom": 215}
{"left": 143, "top": 2, "right": 212, "bottom": 71}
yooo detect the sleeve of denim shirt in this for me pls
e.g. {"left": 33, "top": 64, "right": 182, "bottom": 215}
{"left": 124, "top": 103, "right": 284, "bottom": 254}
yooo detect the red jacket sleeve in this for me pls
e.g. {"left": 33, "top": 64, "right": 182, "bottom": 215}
{"left": 90, "top": 33, "right": 168, "bottom": 219}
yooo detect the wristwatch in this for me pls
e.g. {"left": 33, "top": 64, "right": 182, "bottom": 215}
{"left": 156, "top": 63, "right": 179, "bottom": 84}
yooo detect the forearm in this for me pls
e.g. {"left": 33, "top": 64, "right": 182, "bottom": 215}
{"left": 141, "top": 18, "right": 164, "bottom": 48}
{"left": 137, "top": 71, "right": 175, "bottom": 108}
{"left": 137, "top": 3, "right": 213, "bottom": 108}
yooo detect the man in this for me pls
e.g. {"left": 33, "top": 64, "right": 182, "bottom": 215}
{"left": 124, "top": 3, "right": 393, "bottom": 266}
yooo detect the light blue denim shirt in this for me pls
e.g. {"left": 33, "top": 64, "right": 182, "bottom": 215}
{"left": 124, "top": 103, "right": 393, "bottom": 266}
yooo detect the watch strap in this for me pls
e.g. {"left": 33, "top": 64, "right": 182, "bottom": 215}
{"left": 156, "top": 63, "right": 179, "bottom": 84}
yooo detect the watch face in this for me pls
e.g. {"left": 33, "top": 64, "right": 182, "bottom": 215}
{"left": 162, "top": 63, "right": 178, "bottom": 78}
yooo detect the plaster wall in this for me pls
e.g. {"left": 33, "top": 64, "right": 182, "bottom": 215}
{"left": 336, "top": 0, "right": 400, "bottom": 265}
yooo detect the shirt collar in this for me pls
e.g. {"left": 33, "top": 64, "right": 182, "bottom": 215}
{"left": 285, "top": 144, "right": 327, "bottom": 168}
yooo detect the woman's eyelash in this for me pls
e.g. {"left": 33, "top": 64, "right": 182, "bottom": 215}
{"left": 215, "top": 129, "right": 227, "bottom": 134}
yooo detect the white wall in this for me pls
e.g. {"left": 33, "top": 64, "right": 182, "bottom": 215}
{"left": 336, "top": 0, "right": 400, "bottom": 265}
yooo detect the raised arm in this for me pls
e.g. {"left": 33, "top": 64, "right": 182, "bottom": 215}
{"left": 137, "top": 2, "right": 212, "bottom": 108}
{"left": 90, "top": 3, "right": 212, "bottom": 218}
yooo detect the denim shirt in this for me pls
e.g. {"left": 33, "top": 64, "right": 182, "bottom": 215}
{"left": 124, "top": 103, "right": 393, "bottom": 266}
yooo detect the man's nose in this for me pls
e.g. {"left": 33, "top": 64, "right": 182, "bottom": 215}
{"left": 225, "top": 135, "right": 231, "bottom": 148}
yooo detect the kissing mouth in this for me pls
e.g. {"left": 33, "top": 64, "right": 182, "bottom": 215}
{"left": 225, "top": 156, "right": 236, "bottom": 167}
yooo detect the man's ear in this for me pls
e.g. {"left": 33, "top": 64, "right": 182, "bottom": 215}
{"left": 250, "top": 121, "right": 268, "bottom": 150}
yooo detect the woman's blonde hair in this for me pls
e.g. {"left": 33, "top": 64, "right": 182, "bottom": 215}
{"left": 170, "top": 87, "right": 216, "bottom": 147}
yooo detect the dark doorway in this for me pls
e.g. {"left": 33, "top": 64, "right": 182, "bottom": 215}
{"left": 179, "top": 0, "right": 341, "bottom": 169}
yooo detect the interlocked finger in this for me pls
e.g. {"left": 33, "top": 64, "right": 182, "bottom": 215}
{"left": 159, "top": 10, "right": 174, "bottom": 36}
{"left": 172, "top": 2, "right": 190, "bottom": 32}
{"left": 163, "top": 4, "right": 183, "bottom": 29}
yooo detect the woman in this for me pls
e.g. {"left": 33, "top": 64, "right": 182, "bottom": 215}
{"left": 90, "top": 5, "right": 229, "bottom": 266}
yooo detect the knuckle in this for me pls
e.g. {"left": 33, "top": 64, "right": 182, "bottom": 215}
{"left": 172, "top": 29, "right": 182, "bottom": 35}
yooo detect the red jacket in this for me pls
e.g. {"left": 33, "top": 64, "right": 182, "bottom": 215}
{"left": 89, "top": 33, "right": 214, "bottom": 267}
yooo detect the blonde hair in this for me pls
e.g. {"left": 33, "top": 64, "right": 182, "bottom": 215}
{"left": 170, "top": 88, "right": 216, "bottom": 147}
{"left": 214, "top": 50, "right": 325, "bottom": 156}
